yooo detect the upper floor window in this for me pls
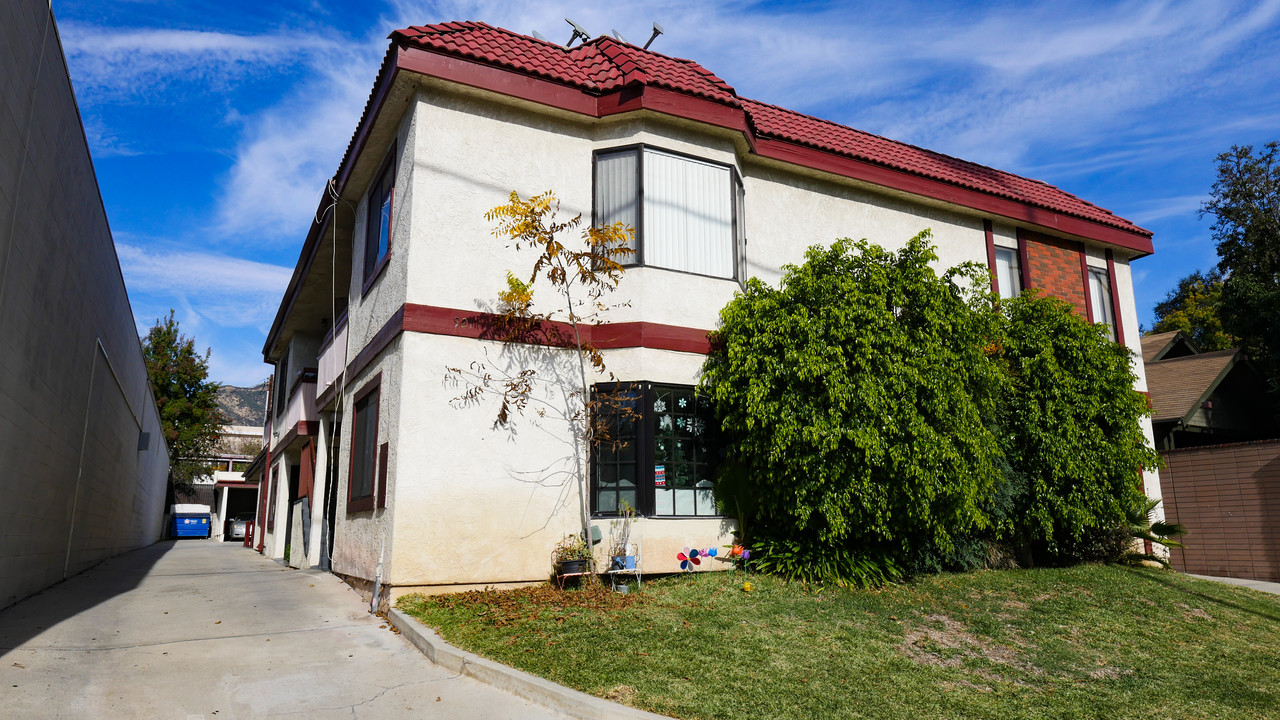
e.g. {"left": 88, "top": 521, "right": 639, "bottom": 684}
{"left": 273, "top": 348, "right": 289, "bottom": 419}
{"left": 593, "top": 146, "right": 744, "bottom": 280}
{"left": 1087, "top": 267, "right": 1117, "bottom": 341}
{"left": 363, "top": 150, "right": 395, "bottom": 287}
{"left": 993, "top": 246, "right": 1022, "bottom": 300}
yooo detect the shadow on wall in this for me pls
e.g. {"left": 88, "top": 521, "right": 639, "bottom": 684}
{"left": 0, "top": 541, "right": 173, "bottom": 659}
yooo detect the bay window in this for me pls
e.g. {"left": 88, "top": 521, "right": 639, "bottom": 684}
{"left": 593, "top": 146, "right": 743, "bottom": 280}
{"left": 591, "top": 382, "right": 723, "bottom": 517}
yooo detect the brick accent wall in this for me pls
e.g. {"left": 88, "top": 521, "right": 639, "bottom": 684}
{"left": 1021, "top": 230, "right": 1087, "bottom": 314}
{"left": 1161, "top": 439, "right": 1280, "bottom": 581}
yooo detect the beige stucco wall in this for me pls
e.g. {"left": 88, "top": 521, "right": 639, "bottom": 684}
{"left": 386, "top": 332, "right": 737, "bottom": 588}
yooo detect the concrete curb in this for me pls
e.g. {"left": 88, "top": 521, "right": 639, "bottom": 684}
{"left": 388, "top": 608, "right": 670, "bottom": 720}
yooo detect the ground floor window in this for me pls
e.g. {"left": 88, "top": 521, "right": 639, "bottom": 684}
{"left": 591, "top": 382, "right": 723, "bottom": 517}
{"left": 348, "top": 375, "right": 381, "bottom": 513}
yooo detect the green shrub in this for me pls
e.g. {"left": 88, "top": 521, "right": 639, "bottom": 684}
{"left": 748, "top": 535, "right": 902, "bottom": 588}
{"left": 995, "top": 293, "right": 1161, "bottom": 566}
{"left": 704, "top": 233, "right": 1163, "bottom": 579}
{"left": 702, "top": 233, "right": 1005, "bottom": 568}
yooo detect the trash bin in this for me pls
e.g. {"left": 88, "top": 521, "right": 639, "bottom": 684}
{"left": 170, "top": 504, "right": 212, "bottom": 539}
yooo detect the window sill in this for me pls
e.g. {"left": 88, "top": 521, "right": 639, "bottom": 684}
{"left": 347, "top": 494, "right": 375, "bottom": 514}
{"left": 591, "top": 513, "right": 728, "bottom": 520}
{"left": 626, "top": 263, "right": 736, "bottom": 283}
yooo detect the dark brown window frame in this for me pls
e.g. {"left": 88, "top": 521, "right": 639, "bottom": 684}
{"left": 347, "top": 373, "right": 382, "bottom": 513}
{"left": 361, "top": 146, "right": 396, "bottom": 297}
{"left": 591, "top": 143, "right": 743, "bottom": 283}
{"left": 590, "top": 381, "right": 724, "bottom": 519}
{"left": 273, "top": 348, "right": 290, "bottom": 419}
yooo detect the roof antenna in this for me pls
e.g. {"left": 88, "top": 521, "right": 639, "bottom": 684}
{"left": 642, "top": 22, "right": 664, "bottom": 50}
{"left": 532, "top": 30, "right": 548, "bottom": 42}
{"left": 564, "top": 18, "right": 591, "bottom": 48}
{"left": 611, "top": 28, "right": 629, "bottom": 43}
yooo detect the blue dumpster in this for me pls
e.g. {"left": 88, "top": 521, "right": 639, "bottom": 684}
{"left": 171, "top": 504, "right": 212, "bottom": 538}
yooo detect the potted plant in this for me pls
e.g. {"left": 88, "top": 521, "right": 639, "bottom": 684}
{"left": 553, "top": 533, "right": 593, "bottom": 575}
{"left": 610, "top": 501, "right": 638, "bottom": 571}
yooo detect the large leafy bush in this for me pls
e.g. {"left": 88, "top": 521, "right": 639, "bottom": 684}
{"left": 703, "top": 234, "right": 1159, "bottom": 582}
{"left": 701, "top": 232, "right": 1005, "bottom": 574}
{"left": 995, "top": 293, "right": 1160, "bottom": 565}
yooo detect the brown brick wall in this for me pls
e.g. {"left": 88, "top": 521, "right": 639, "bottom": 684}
{"left": 1161, "top": 439, "right": 1280, "bottom": 581}
{"left": 1021, "top": 231, "right": 1087, "bottom": 314}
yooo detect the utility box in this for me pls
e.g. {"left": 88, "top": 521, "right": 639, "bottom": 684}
{"left": 170, "top": 504, "right": 212, "bottom": 539}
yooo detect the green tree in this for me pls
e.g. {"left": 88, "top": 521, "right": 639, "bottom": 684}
{"left": 1149, "top": 269, "right": 1236, "bottom": 351}
{"left": 1205, "top": 142, "right": 1280, "bottom": 386}
{"left": 700, "top": 233, "right": 1006, "bottom": 577}
{"left": 142, "top": 310, "right": 224, "bottom": 489}
{"left": 996, "top": 293, "right": 1161, "bottom": 566}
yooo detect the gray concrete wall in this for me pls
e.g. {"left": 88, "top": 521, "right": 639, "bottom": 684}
{"left": 0, "top": 1, "right": 170, "bottom": 609}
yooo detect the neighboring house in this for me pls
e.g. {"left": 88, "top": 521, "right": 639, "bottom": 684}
{"left": 1142, "top": 331, "right": 1276, "bottom": 450}
{"left": 0, "top": 1, "right": 170, "bottom": 609}
{"left": 206, "top": 425, "right": 262, "bottom": 541}
{"left": 254, "top": 21, "right": 1162, "bottom": 604}
{"left": 1141, "top": 331, "right": 1279, "bottom": 581}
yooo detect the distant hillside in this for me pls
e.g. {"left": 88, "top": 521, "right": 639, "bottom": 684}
{"left": 217, "top": 381, "right": 268, "bottom": 427}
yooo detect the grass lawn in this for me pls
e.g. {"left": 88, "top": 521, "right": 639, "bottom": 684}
{"left": 397, "top": 566, "right": 1280, "bottom": 719}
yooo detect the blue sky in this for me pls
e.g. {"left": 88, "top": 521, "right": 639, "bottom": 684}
{"left": 56, "top": 0, "right": 1280, "bottom": 386}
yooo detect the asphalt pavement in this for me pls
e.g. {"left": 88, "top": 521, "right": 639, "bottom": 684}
{"left": 0, "top": 540, "right": 569, "bottom": 719}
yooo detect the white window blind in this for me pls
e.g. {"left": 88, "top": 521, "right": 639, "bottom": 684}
{"left": 994, "top": 247, "right": 1021, "bottom": 299}
{"left": 594, "top": 150, "right": 639, "bottom": 260}
{"left": 642, "top": 149, "right": 734, "bottom": 279}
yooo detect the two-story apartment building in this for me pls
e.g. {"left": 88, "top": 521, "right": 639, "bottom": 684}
{"left": 255, "top": 21, "right": 1161, "bottom": 603}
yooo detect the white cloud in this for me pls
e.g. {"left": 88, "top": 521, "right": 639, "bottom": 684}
{"left": 117, "top": 242, "right": 292, "bottom": 328}
{"left": 1128, "top": 194, "right": 1209, "bottom": 225}
{"left": 119, "top": 242, "right": 293, "bottom": 385}
{"left": 60, "top": 25, "right": 335, "bottom": 99}
{"left": 213, "top": 52, "right": 378, "bottom": 241}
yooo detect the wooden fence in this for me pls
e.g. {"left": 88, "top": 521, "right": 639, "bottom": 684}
{"left": 1160, "top": 438, "right": 1280, "bottom": 581}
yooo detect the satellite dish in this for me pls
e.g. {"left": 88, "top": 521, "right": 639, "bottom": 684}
{"left": 532, "top": 30, "right": 548, "bottom": 42}
{"left": 643, "top": 22, "right": 664, "bottom": 50}
{"left": 564, "top": 18, "right": 591, "bottom": 48}
{"left": 611, "top": 29, "right": 629, "bottom": 43}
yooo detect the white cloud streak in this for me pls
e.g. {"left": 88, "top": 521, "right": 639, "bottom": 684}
{"left": 213, "top": 49, "right": 380, "bottom": 241}
{"left": 117, "top": 242, "right": 292, "bottom": 328}
{"left": 61, "top": 24, "right": 336, "bottom": 99}
{"left": 117, "top": 242, "right": 293, "bottom": 384}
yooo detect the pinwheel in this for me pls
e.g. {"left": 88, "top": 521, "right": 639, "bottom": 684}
{"left": 677, "top": 546, "right": 701, "bottom": 570}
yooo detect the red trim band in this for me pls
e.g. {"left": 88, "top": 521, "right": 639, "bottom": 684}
{"left": 1079, "top": 248, "right": 1095, "bottom": 322}
{"left": 983, "top": 219, "right": 997, "bottom": 295}
{"left": 1106, "top": 249, "right": 1127, "bottom": 347}
{"left": 341, "top": 302, "right": 714, "bottom": 385}
{"left": 401, "top": 303, "right": 713, "bottom": 354}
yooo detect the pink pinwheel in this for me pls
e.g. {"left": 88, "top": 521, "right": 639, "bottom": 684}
{"left": 677, "top": 546, "right": 701, "bottom": 571}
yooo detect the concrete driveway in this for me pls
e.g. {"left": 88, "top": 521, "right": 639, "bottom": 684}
{"left": 0, "top": 541, "right": 569, "bottom": 719}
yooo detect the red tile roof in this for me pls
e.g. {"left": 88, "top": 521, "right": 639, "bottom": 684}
{"left": 394, "top": 21, "right": 738, "bottom": 105}
{"left": 387, "top": 22, "right": 1150, "bottom": 240}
